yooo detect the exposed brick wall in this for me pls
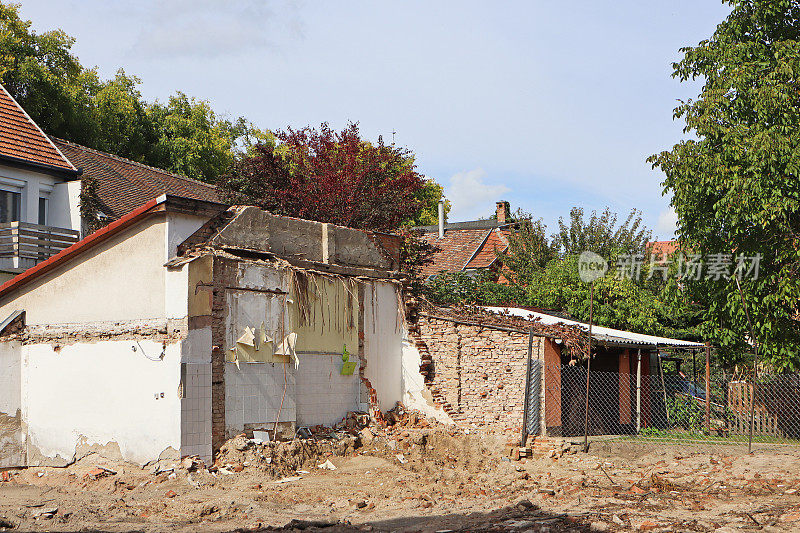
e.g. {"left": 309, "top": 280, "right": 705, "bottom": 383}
{"left": 210, "top": 256, "right": 238, "bottom": 452}
{"left": 415, "top": 315, "right": 545, "bottom": 436}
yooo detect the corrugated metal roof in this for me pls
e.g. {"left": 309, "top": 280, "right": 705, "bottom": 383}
{"left": 484, "top": 306, "right": 704, "bottom": 348}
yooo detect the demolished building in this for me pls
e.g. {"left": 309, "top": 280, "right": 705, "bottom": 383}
{"left": 0, "top": 196, "right": 432, "bottom": 467}
{"left": 408, "top": 303, "right": 704, "bottom": 442}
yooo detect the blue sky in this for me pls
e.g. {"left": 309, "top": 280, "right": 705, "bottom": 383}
{"left": 20, "top": 0, "right": 731, "bottom": 238}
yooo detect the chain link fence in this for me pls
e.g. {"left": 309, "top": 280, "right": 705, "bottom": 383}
{"left": 542, "top": 361, "right": 800, "bottom": 451}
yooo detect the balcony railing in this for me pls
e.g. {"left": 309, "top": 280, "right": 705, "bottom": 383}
{"left": 0, "top": 222, "right": 80, "bottom": 267}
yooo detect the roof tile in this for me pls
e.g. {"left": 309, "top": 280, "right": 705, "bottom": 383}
{"left": 0, "top": 84, "right": 75, "bottom": 171}
{"left": 52, "top": 138, "right": 221, "bottom": 220}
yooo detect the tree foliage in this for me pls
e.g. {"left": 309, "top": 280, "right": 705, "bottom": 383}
{"left": 0, "top": 3, "right": 262, "bottom": 182}
{"left": 219, "top": 122, "right": 427, "bottom": 232}
{"left": 648, "top": 0, "right": 800, "bottom": 370}
{"left": 552, "top": 206, "right": 652, "bottom": 259}
{"left": 500, "top": 211, "right": 557, "bottom": 285}
{"left": 424, "top": 204, "right": 701, "bottom": 341}
{"left": 408, "top": 179, "right": 450, "bottom": 227}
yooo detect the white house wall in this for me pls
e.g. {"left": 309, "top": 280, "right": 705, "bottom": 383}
{"left": 0, "top": 340, "right": 23, "bottom": 467}
{"left": 0, "top": 211, "right": 216, "bottom": 466}
{"left": 49, "top": 180, "right": 81, "bottom": 232}
{"left": 0, "top": 164, "right": 66, "bottom": 227}
{"left": 0, "top": 212, "right": 205, "bottom": 326}
{"left": 0, "top": 216, "right": 168, "bottom": 325}
{"left": 363, "top": 281, "right": 403, "bottom": 412}
{"left": 21, "top": 340, "right": 182, "bottom": 466}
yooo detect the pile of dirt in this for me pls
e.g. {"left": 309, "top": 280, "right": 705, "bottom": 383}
{"left": 214, "top": 433, "right": 360, "bottom": 479}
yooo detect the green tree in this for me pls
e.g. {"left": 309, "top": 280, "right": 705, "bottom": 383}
{"left": 499, "top": 210, "right": 557, "bottom": 285}
{"left": 552, "top": 206, "right": 652, "bottom": 259}
{"left": 525, "top": 256, "right": 700, "bottom": 339}
{"left": 0, "top": 3, "right": 262, "bottom": 183}
{"left": 92, "top": 69, "right": 157, "bottom": 162}
{"left": 648, "top": 0, "right": 800, "bottom": 370}
{"left": 407, "top": 179, "right": 450, "bottom": 227}
{"left": 0, "top": 2, "right": 97, "bottom": 144}
{"left": 146, "top": 93, "right": 263, "bottom": 183}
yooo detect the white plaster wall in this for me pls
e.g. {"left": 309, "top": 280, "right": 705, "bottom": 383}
{"left": 166, "top": 213, "right": 208, "bottom": 259}
{"left": 0, "top": 340, "right": 24, "bottom": 467}
{"left": 0, "top": 215, "right": 169, "bottom": 325}
{"left": 296, "top": 353, "right": 361, "bottom": 427}
{"left": 181, "top": 328, "right": 212, "bottom": 364}
{"left": 400, "top": 335, "right": 454, "bottom": 424}
{"left": 363, "top": 281, "right": 403, "bottom": 411}
{"left": 21, "top": 340, "right": 182, "bottom": 466}
{"left": 0, "top": 341, "right": 21, "bottom": 415}
{"left": 0, "top": 164, "right": 65, "bottom": 226}
{"left": 165, "top": 213, "right": 207, "bottom": 320}
{"left": 49, "top": 180, "right": 81, "bottom": 232}
{"left": 165, "top": 265, "right": 189, "bottom": 320}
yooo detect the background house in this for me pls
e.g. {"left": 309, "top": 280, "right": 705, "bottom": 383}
{"left": 0, "top": 84, "right": 82, "bottom": 277}
{"left": 415, "top": 201, "right": 515, "bottom": 279}
{"left": 0, "top": 82, "right": 223, "bottom": 283}
{"left": 52, "top": 138, "right": 220, "bottom": 225}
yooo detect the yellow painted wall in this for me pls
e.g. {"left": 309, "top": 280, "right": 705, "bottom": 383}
{"left": 289, "top": 273, "right": 359, "bottom": 354}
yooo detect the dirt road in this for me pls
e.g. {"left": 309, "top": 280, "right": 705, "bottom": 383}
{"left": 2, "top": 426, "right": 800, "bottom": 532}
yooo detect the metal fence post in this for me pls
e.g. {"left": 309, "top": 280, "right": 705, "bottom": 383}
{"left": 636, "top": 349, "right": 642, "bottom": 433}
{"left": 583, "top": 281, "right": 594, "bottom": 452}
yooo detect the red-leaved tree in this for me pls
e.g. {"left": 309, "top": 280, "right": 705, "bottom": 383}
{"left": 219, "top": 122, "right": 426, "bottom": 232}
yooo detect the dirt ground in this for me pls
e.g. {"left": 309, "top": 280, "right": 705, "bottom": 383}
{"left": 2, "top": 421, "right": 800, "bottom": 532}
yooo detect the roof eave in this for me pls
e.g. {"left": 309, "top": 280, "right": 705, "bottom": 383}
{"left": 0, "top": 153, "right": 81, "bottom": 180}
{"left": 0, "top": 196, "right": 165, "bottom": 301}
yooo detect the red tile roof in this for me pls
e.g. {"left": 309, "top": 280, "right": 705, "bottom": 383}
{"left": 52, "top": 138, "right": 222, "bottom": 220}
{"left": 0, "top": 84, "right": 75, "bottom": 173}
{"left": 647, "top": 240, "right": 679, "bottom": 257}
{"left": 420, "top": 228, "right": 489, "bottom": 277}
{"left": 465, "top": 228, "right": 509, "bottom": 269}
{"left": 420, "top": 227, "right": 510, "bottom": 277}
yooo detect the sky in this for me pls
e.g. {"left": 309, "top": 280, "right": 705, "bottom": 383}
{"left": 19, "top": 0, "right": 732, "bottom": 239}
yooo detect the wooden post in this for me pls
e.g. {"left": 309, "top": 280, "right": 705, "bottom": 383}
{"left": 705, "top": 343, "right": 711, "bottom": 433}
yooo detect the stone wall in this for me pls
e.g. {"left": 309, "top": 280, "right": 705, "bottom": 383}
{"left": 414, "top": 315, "right": 546, "bottom": 436}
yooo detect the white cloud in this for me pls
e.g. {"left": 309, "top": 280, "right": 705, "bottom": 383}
{"left": 131, "top": 0, "right": 303, "bottom": 58}
{"left": 445, "top": 168, "right": 510, "bottom": 221}
{"left": 655, "top": 207, "right": 678, "bottom": 239}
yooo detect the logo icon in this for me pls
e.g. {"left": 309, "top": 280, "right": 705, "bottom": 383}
{"left": 578, "top": 251, "right": 607, "bottom": 283}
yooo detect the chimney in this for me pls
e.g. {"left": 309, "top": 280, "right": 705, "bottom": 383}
{"left": 438, "top": 200, "right": 445, "bottom": 238}
{"left": 496, "top": 201, "right": 510, "bottom": 224}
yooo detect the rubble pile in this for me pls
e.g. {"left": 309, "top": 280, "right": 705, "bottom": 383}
{"left": 213, "top": 432, "right": 360, "bottom": 478}
{"left": 3, "top": 407, "right": 800, "bottom": 532}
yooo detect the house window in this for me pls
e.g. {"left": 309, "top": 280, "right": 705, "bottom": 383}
{"left": 0, "top": 190, "right": 20, "bottom": 223}
{"left": 38, "top": 197, "right": 48, "bottom": 226}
